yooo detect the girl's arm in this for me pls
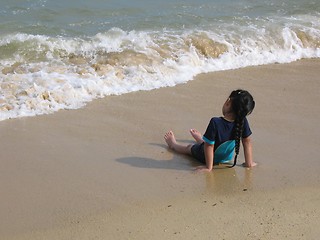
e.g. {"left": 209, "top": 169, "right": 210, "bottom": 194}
{"left": 242, "top": 137, "right": 257, "bottom": 167}
{"left": 196, "top": 143, "right": 214, "bottom": 172}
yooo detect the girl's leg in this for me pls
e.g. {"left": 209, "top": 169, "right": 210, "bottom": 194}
{"left": 164, "top": 131, "right": 192, "bottom": 155}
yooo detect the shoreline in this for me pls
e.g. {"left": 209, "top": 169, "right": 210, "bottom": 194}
{"left": 1, "top": 59, "right": 320, "bottom": 239}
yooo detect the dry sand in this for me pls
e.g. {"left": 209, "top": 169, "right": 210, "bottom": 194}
{"left": 1, "top": 59, "right": 320, "bottom": 239}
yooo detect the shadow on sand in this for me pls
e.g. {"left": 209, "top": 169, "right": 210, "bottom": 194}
{"left": 116, "top": 156, "right": 196, "bottom": 171}
{"left": 116, "top": 142, "right": 198, "bottom": 171}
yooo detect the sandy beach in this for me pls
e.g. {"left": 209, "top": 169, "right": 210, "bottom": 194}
{"left": 1, "top": 59, "right": 320, "bottom": 239}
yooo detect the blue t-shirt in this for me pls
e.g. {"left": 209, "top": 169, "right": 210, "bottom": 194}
{"left": 202, "top": 117, "right": 252, "bottom": 163}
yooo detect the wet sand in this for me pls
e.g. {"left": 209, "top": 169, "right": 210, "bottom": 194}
{"left": 1, "top": 59, "right": 320, "bottom": 239}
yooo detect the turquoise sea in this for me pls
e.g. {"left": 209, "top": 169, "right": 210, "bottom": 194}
{"left": 0, "top": 0, "right": 319, "bottom": 120}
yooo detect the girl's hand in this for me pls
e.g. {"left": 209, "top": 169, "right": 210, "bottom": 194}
{"left": 194, "top": 165, "right": 212, "bottom": 173}
{"left": 242, "top": 162, "right": 257, "bottom": 168}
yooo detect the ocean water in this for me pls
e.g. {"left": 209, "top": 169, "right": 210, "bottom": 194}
{"left": 0, "top": 0, "right": 319, "bottom": 120}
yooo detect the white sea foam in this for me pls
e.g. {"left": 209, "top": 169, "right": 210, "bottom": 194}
{"left": 1, "top": 21, "right": 320, "bottom": 121}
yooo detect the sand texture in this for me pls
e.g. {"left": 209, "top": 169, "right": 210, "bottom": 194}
{"left": 1, "top": 59, "right": 320, "bottom": 239}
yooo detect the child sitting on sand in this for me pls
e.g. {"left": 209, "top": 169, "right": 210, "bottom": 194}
{"left": 164, "top": 89, "right": 256, "bottom": 172}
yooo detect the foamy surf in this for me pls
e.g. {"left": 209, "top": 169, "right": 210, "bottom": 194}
{"left": 1, "top": 21, "right": 320, "bottom": 120}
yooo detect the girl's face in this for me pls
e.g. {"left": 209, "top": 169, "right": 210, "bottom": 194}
{"left": 222, "top": 98, "right": 233, "bottom": 116}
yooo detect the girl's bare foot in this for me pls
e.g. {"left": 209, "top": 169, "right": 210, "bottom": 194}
{"left": 164, "top": 130, "right": 193, "bottom": 155}
{"left": 190, "top": 129, "right": 203, "bottom": 143}
{"left": 164, "top": 131, "right": 177, "bottom": 149}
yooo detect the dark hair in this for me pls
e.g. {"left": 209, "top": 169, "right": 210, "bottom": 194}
{"left": 229, "top": 89, "right": 255, "bottom": 167}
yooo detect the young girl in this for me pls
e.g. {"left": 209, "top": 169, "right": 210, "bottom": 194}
{"left": 164, "top": 89, "right": 256, "bottom": 172}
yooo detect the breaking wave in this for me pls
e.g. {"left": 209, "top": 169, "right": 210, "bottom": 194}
{"left": 1, "top": 18, "right": 320, "bottom": 120}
